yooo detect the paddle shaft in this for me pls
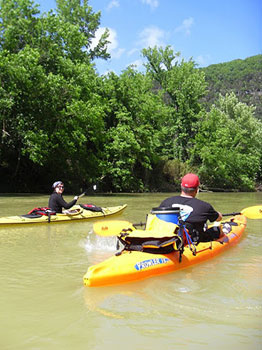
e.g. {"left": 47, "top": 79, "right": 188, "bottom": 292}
{"left": 223, "top": 205, "right": 262, "bottom": 219}
{"left": 77, "top": 176, "right": 105, "bottom": 198}
{"left": 222, "top": 212, "right": 241, "bottom": 217}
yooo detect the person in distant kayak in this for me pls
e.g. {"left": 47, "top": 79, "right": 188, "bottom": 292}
{"left": 159, "top": 173, "right": 223, "bottom": 243}
{"left": 48, "top": 181, "right": 79, "bottom": 213}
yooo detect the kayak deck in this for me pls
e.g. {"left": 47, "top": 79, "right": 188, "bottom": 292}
{"left": 0, "top": 204, "right": 127, "bottom": 226}
{"left": 83, "top": 215, "right": 247, "bottom": 287}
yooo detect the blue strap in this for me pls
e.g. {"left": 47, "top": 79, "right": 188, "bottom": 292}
{"left": 179, "top": 221, "right": 196, "bottom": 255}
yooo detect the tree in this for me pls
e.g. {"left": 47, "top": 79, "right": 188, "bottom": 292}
{"left": 99, "top": 68, "right": 172, "bottom": 191}
{"left": 142, "top": 46, "right": 207, "bottom": 161}
{"left": 201, "top": 55, "right": 262, "bottom": 120}
{"left": 191, "top": 93, "right": 262, "bottom": 190}
{"left": 0, "top": 0, "right": 109, "bottom": 191}
{"left": 0, "top": 0, "right": 40, "bottom": 53}
{"left": 53, "top": 0, "right": 110, "bottom": 62}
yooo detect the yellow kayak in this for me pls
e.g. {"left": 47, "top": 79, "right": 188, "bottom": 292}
{"left": 84, "top": 215, "right": 247, "bottom": 287}
{"left": 0, "top": 204, "right": 127, "bottom": 226}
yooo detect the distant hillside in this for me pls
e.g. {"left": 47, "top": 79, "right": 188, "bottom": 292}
{"left": 201, "top": 55, "right": 262, "bottom": 120}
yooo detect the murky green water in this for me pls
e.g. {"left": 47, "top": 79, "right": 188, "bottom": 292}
{"left": 0, "top": 192, "right": 261, "bottom": 350}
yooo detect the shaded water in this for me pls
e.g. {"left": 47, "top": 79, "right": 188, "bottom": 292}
{"left": 0, "top": 192, "right": 261, "bottom": 350}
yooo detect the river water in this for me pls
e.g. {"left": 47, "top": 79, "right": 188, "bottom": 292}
{"left": 0, "top": 192, "right": 261, "bottom": 350}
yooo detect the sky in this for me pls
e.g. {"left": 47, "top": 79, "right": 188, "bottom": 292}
{"left": 36, "top": 0, "right": 262, "bottom": 75}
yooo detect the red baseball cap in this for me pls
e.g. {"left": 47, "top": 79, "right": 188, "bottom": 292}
{"left": 181, "top": 173, "right": 200, "bottom": 188}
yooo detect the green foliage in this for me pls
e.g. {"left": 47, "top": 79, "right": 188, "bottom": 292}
{"left": 201, "top": 55, "right": 262, "bottom": 120}
{"left": 0, "top": 0, "right": 261, "bottom": 192}
{"left": 0, "top": 0, "right": 40, "bottom": 53}
{"left": 142, "top": 46, "right": 207, "bottom": 160}
{"left": 55, "top": 0, "right": 110, "bottom": 62}
{"left": 191, "top": 93, "right": 262, "bottom": 190}
{"left": 100, "top": 68, "right": 171, "bottom": 191}
{"left": 163, "top": 159, "right": 193, "bottom": 189}
{"left": 0, "top": 0, "right": 109, "bottom": 191}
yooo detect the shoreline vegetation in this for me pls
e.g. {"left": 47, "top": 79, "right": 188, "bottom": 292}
{"left": 0, "top": 0, "right": 261, "bottom": 194}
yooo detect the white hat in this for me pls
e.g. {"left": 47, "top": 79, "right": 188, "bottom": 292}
{"left": 52, "top": 181, "right": 63, "bottom": 188}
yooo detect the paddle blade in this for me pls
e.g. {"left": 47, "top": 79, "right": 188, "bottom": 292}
{"left": 93, "top": 220, "right": 135, "bottom": 236}
{"left": 241, "top": 206, "right": 262, "bottom": 219}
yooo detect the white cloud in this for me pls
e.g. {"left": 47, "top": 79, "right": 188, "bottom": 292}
{"left": 106, "top": 0, "right": 120, "bottom": 11}
{"left": 127, "top": 48, "right": 140, "bottom": 56}
{"left": 111, "top": 48, "right": 125, "bottom": 59}
{"left": 91, "top": 27, "right": 125, "bottom": 59}
{"left": 139, "top": 26, "right": 167, "bottom": 48}
{"left": 105, "top": 27, "right": 119, "bottom": 52}
{"left": 175, "top": 17, "right": 194, "bottom": 36}
{"left": 141, "top": 0, "right": 159, "bottom": 10}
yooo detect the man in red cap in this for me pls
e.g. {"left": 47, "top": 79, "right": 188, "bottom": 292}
{"left": 159, "top": 173, "right": 223, "bottom": 243}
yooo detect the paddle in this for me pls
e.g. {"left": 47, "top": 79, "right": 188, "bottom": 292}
{"left": 78, "top": 185, "right": 97, "bottom": 198}
{"left": 78, "top": 191, "right": 87, "bottom": 199}
{"left": 93, "top": 220, "right": 145, "bottom": 236}
{"left": 222, "top": 205, "right": 262, "bottom": 219}
{"left": 94, "top": 205, "right": 262, "bottom": 236}
{"left": 77, "top": 179, "right": 102, "bottom": 198}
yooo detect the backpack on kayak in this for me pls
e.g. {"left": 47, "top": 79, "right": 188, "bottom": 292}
{"left": 151, "top": 206, "right": 197, "bottom": 255}
{"left": 25, "top": 207, "right": 56, "bottom": 217}
{"left": 116, "top": 206, "right": 196, "bottom": 260}
{"left": 117, "top": 214, "right": 183, "bottom": 254}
